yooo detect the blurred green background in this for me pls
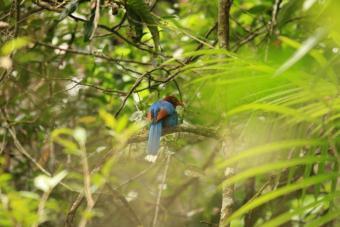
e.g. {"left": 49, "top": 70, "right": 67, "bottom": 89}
{"left": 0, "top": 0, "right": 339, "bottom": 226}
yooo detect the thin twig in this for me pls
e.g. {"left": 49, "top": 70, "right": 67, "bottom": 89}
{"left": 51, "top": 78, "right": 127, "bottom": 96}
{"left": 35, "top": 189, "right": 52, "bottom": 227}
{"left": 64, "top": 124, "right": 218, "bottom": 226}
{"left": 65, "top": 194, "right": 85, "bottom": 227}
{"left": 13, "top": 0, "right": 20, "bottom": 37}
{"left": 264, "top": 0, "right": 283, "bottom": 62}
{"left": 114, "top": 67, "right": 164, "bottom": 118}
{"left": 127, "top": 125, "right": 218, "bottom": 144}
{"left": 152, "top": 153, "right": 171, "bottom": 227}
{"left": 36, "top": 41, "right": 151, "bottom": 65}
{"left": 78, "top": 142, "right": 94, "bottom": 227}
{"left": 0, "top": 109, "right": 76, "bottom": 192}
{"left": 115, "top": 164, "right": 156, "bottom": 189}
{"left": 106, "top": 183, "right": 143, "bottom": 226}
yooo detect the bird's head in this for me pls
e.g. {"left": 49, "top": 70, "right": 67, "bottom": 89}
{"left": 163, "top": 96, "right": 183, "bottom": 107}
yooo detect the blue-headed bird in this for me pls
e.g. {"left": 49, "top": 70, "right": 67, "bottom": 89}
{"left": 147, "top": 96, "right": 183, "bottom": 155}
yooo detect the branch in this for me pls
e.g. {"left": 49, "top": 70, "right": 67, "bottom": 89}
{"left": 185, "top": 22, "right": 218, "bottom": 63}
{"left": 114, "top": 66, "right": 166, "bottom": 118}
{"left": 106, "top": 183, "right": 143, "bottom": 226}
{"left": 269, "top": 0, "right": 283, "bottom": 36}
{"left": 152, "top": 153, "right": 171, "bottom": 227}
{"left": 33, "top": 1, "right": 164, "bottom": 56}
{"left": 264, "top": 0, "right": 283, "bottom": 61}
{"left": 65, "top": 194, "right": 84, "bottom": 227}
{"left": 244, "top": 177, "right": 256, "bottom": 226}
{"left": 0, "top": 109, "right": 76, "bottom": 192}
{"left": 36, "top": 42, "right": 151, "bottom": 66}
{"left": 13, "top": 0, "right": 20, "bottom": 37}
{"left": 164, "top": 144, "right": 219, "bottom": 207}
{"left": 218, "top": 0, "right": 232, "bottom": 49}
{"left": 64, "top": 124, "right": 218, "bottom": 225}
{"left": 50, "top": 78, "right": 127, "bottom": 96}
{"left": 132, "top": 22, "right": 219, "bottom": 93}
{"left": 127, "top": 125, "right": 218, "bottom": 144}
{"left": 78, "top": 143, "right": 94, "bottom": 227}
{"left": 219, "top": 167, "right": 235, "bottom": 227}
{"left": 233, "top": 25, "right": 266, "bottom": 52}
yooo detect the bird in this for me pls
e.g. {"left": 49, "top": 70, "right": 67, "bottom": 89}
{"left": 147, "top": 96, "right": 183, "bottom": 155}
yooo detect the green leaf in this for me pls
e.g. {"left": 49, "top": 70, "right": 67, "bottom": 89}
{"left": 223, "top": 173, "right": 338, "bottom": 225}
{"left": 51, "top": 128, "right": 74, "bottom": 138}
{"left": 275, "top": 29, "right": 327, "bottom": 75}
{"left": 216, "top": 139, "right": 324, "bottom": 169}
{"left": 34, "top": 171, "right": 68, "bottom": 192}
{"left": 262, "top": 191, "right": 340, "bottom": 227}
{"left": 116, "top": 115, "right": 128, "bottom": 133}
{"left": 248, "top": 5, "right": 270, "bottom": 14}
{"left": 0, "top": 173, "right": 12, "bottom": 186}
{"left": 58, "top": 0, "right": 79, "bottom": 21}
{"left": 1, "top": 37, "right": 30, "bottom": 56}
{"left": 99, "top": 109, "right": 116, "bottom": 129}
{"left": 221, "top": 156, "right": 334, "bottom": 187}
{"left": 303, "top": 0, "right": 318, "bottom": 11}
{"left": 329, "top": 31, "right": 340, "bottom": 46}
{"left": 306, "top": 209, "right": 340, "bottom": 227}
{"left": 51, "top": 128, "right": 80, "bottom": 155}
{"left": 126, "top": 0, "right": 159, "bottom": 52}
{"left": 101, "top": 156, "right": 117, "bottom": 177}
{"left": 226, "top": 103, "right": 314, "bottom": 122}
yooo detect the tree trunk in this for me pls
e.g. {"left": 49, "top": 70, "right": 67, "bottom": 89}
{"left": 218, "top": 0, "right": 232, "bottom": 49}
{"left": 218, "top": 1, "right": 234, "bottom": 226}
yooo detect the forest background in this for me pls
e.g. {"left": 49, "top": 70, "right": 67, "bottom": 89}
{"left": 0, "top": 0, "right": 339, "bottom": 226}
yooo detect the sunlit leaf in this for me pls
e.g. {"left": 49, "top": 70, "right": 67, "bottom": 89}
{"left": 116, "top": 115, "right": 129, "bottom": 133}
{"left": 216, "top": 139, "right": 324, "bottom": 169}
{"left": 222, "top": 156, "right": 334, "bottom": 187}
{"left": 303, "top": 0, "right": 318, "bottom": 11}
{"left": 34, "top": 171, "right": 67, "bottom": 192}
{"left": 224, "top": 173, "right": 338, "bottom": 225}
{"left": 74, "top": 127, "right": 87, "bottom": 146}
{"left": 275, "top": 28, "right": 327, "bottom": 75}
{"left": 262, "top": 191, "right": 340, "bottom": 227}
{"left": 51, "top": 128, "right": 79, "bottom": 154}
{"left": 1, "top": 37, "right": 30, "bottom": 56}
{"left": 226, "top": 103, "right": 314, "bottom": 122}
{"left": 305, "top": 209, "right": 340, "bottom": 227}
{"left": 99, "top": 109, "right": 116, "bottom": 129}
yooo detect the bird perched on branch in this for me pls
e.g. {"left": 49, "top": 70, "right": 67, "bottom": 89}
{"left": 147, "top": 96, "right": 183, "bottom": 155}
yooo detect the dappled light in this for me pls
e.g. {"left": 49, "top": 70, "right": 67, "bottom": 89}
{"left": 0, "top": 0, "right": 339, "bottom": 226}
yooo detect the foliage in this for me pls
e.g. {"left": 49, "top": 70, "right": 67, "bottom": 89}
{"left": 0, "top": 0, "right": 339, "bottom": 226}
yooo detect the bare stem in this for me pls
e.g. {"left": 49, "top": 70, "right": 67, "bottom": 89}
{"left": 218, "top": 0, "right": 232, "bottom": 49}
{"left": 79, "top": 144, "right": 95, "bottom": 227}
{"left": 152, "top": 153, "right": 171, "bottom": 227}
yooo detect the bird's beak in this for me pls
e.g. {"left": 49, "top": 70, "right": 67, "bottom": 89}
{"left": 178, "top": 101, "right": 184, "bottom": 107}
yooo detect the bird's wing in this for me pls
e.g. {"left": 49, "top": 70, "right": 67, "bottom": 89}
{"left": 156, "top": 101, "right": 177, "bottom": 121}
{"left": 156, "top": 108, "right": 169, "bottom": 121}
{"left": 147, "top": 100, "right": 175, "bottom": 122}
{"left": 163, "top": 111, "right": 178, "bottom": 127}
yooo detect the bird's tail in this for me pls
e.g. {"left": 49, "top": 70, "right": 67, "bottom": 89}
{"left": 147, "top": 122, "right": 162, "bottom": 155}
